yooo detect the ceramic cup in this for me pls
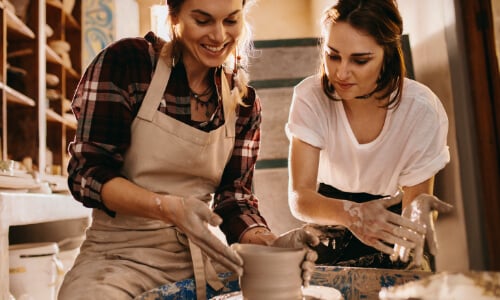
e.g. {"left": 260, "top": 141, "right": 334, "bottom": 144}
{"left": 233, "top": 243, "right": 306, "bottom": 300}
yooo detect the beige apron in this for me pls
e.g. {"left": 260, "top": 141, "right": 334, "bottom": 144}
{"left": 59, "top": 46, "right": 236, "bottom": 300}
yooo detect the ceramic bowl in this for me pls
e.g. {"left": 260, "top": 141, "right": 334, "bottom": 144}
{"left": 48, "top": 40, "right": 71, "bottom": 54}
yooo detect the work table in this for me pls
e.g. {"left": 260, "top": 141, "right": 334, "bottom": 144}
{"left": 0, "top": 192, "right": 91, "bottom": 300}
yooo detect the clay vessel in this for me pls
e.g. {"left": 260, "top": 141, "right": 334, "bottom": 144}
{"left": 233, "top": 244, "right": 306, "bottom": 300}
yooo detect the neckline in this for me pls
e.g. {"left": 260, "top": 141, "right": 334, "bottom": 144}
{"left": 338, "top": 101, "right": 392, "bottom": 147}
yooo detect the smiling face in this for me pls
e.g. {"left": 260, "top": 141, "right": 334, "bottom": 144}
{"left": 323, "top": 21, "right": 385, "bottom": 101}
{"left": 171, "top": 0, "right": 244, "bottom": 69}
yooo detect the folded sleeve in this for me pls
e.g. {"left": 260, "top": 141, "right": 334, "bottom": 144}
{"left": 399, "top": 93, "right": 450, "bottom": 187}
{"left": 285, "top": 81, "right": 325, "bottom": 149}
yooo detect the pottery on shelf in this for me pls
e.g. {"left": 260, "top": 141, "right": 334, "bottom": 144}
{"left": 233, "top": 243, "right": 306, "bottom": 300}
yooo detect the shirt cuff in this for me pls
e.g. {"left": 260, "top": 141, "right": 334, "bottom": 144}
{"left": 220, "top": 213, "right": 269, "bottom": 244}
{"left": 82, "top": 168, "right": 123, "bottom": 217}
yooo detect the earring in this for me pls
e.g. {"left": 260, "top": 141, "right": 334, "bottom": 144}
{"left": 170, "top": 27, "right": 181, "bottom": 67}
{"left": 232, "top": 48, "right": 241, "bottom": 87}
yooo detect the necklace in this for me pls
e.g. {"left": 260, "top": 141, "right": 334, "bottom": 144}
{"left": 189, "top": 84, "right": 215, "bottom": 118}
{"left": 189, "top": 84, "right": 213, "bottom": 102}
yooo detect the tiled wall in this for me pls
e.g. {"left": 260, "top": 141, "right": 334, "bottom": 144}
{"left": 82, "top": 0, "right": 139, "bottom": 67}
{"left": 82, "top": 0, "right": 115, "bottom": 67}
{"left": 249, "top": 39, "right": 320, "bottom": 234}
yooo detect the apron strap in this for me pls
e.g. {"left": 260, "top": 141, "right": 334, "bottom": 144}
{"left": 137, "top": 46, "right": 171, "bottom": 122}
{"left": 220, "top": 72, "right": 236, "bottom": 138}
{"left": 188, "top": 239, "right": 224, "bottom": 300}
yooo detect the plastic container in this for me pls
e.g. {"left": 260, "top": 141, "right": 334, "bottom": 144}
{"left": 9, "top": 242, "right": 62, "bottom": 300}
{"left": 55, "top": 236, "right": 84, "bottom": 294}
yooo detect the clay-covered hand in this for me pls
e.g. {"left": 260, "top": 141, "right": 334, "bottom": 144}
{"left": 346, "top": 190, "right": 426, "bottom": 257}
{"left": 391, "top": 194, "right": 453, "bottom": 266}
{"left": 271, "top": 228, "right": 320, "bottom": 287}
{"left": 162, "top": 195, "right": 243, "bottom": 276}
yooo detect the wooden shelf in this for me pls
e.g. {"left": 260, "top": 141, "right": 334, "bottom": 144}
{"left": 0, "top": 1, "right": 83, "bottom": 298}
{"left": 64, "top": 113, "right": 77, "bottom": 129}
{"left": 46, "top": 0, "right": 63, "bottom": 9}
{"left": 46, "top": 45, "right": 80, "bottom": 78}
{"left": 47, "top": 0, "right": 80, "bottom": 30}
{"left": 6, "top": 9, "right": 35, "bottom": 39}
{"left": 0, "top": 82, "right": 36, "bottom": 106}
{"left": 2, "top": 0, "right": 82, "bottom": 171}
{"left": 46, "top": 109, "right": 77, "bottom": 129}
{"left": 7, "top": 48, "right": 34, "bottom": 59}
{"left": 66, "top": 14, "right": 80, "bottom": 30}
{"left": 46, "top": 45, "right": 61, "bottom": 63}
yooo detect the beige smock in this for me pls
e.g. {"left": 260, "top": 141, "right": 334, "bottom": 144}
{"left": 58, "top": 46, "right": 236, "bottom": 300}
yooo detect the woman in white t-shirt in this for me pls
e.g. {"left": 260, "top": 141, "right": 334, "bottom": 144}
{"left": 286, "top": 0, "right": 453, "bottom": 270}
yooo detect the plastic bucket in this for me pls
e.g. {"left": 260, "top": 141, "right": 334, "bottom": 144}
{"left": 55, "top": 236, "right": 84, "bottom": 294}
{"left": 9, "top": 242, "right": 62, "bottom": 300}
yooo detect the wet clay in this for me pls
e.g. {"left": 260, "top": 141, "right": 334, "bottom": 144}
{"left": 233, "top": 244, "right": 306, "bottom": 300}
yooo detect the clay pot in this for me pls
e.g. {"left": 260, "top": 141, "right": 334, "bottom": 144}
{"left": 233, "top": 244, "right": 306, "bottom": 300}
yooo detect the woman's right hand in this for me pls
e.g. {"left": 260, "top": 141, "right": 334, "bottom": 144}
{"left": 345, "top": 191, "right": 426, "bottom": 256}
{"left": 161, "top": 195, "right": 243, "bottom": 276}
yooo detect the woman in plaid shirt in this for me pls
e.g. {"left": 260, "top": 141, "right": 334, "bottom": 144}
{"left": 58, "top": 0, "right": 318, "bottom": 299}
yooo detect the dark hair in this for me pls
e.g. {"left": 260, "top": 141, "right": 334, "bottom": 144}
{"left": 320, "top": 0, "right": 405, "bottom": 108}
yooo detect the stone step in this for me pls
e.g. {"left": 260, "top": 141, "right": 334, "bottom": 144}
{"left": 248, "top": 40, "right": 318, "bottom": 232}
{"left": 257, "top": 86, "right": 294, "bottom": 161}
{"left": 249, "top": 38, "right": 321, "bottom": 84}
{"left": 253, "top": 168, "right": 305, "bottom": 234}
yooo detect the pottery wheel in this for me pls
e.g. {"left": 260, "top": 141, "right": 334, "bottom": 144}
{"left": 209, "top": 285, "right": 343, "bottom": 300}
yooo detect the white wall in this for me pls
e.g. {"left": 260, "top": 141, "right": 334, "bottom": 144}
{"left": 114, "top": 0, "right": 140, "bottom": 41}
{"left": 397, "top": 0, "right": 469, "bottom": 272}
{"left": 248, "top": 0, "right": 315, "bottom": 40}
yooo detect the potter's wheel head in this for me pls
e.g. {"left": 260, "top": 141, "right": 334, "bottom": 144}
{"left": 209, "top": 285, "right": 343, "bottom": 300}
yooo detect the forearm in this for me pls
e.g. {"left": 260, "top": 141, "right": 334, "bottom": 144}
{"left": 101, "top": 177, "right": 179, "bottom": 221}
{"left": 401, "top": 177, "right": 435, "bottom": 209}
{"left": 289, "top": 187, "right": 352, "bottom": 227}
{"left": 289, "top": 137, "right": 353, "bottom": 227}
{"left": 239, "top": 227, "right": 277, "bottom": 245}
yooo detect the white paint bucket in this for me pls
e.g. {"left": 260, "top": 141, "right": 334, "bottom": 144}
{"left": 55, "top": 236, "right": 84, "bottom": 294}
{"left": 9, "top": 242, "right": 62, "bottom": 300}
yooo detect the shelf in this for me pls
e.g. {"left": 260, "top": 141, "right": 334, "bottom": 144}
{"left": 64, "top": 113, "right": 77, "bottom": 129}
{"left": 0, "top": 1, "right": 84, "bottom": 298}
{"left": 66, "top": 14, "right": 80, "bottom": 30}
{"left": 6, "top": 9, "right": 35, "bottom": 39}
{"left": 46, "top": 109, "right": 77, "bottom": 129}
{"left": 7, "top": 48, "right": 34, "bottom": 59}
{"left": 46, "top": 108, "right": 65, "bottom": 123}
{"left": 0, "top": 192, "right": 91, "bottom": 226}
{"left": 46, "top": 45, "right": 80, "bottom": 78}
{"left": 46, "top": 0, "right": 64, "bottom": 10}
{"left": 46, "top": 45, "right": 61, "bottom": 63}
{"left": 47, "top": 0, "right": 81, "bottom": 30}
{"left": 0, "top": 82, "right": 36, "bottom": 106}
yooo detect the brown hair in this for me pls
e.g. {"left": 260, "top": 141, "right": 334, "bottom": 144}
{"left": 320, "top": 0, "right": 405, "bottom": 108}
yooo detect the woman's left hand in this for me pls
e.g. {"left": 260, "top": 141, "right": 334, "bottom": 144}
{"left": 391, "top": 194, "right": 453, "bottom": 266}
{"left": 271, "top": 228, "right": 320, "bottom": 287}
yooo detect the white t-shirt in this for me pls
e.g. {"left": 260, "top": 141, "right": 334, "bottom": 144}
{"left": 286, "top": 75, "right": 450, "bottom": 196}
